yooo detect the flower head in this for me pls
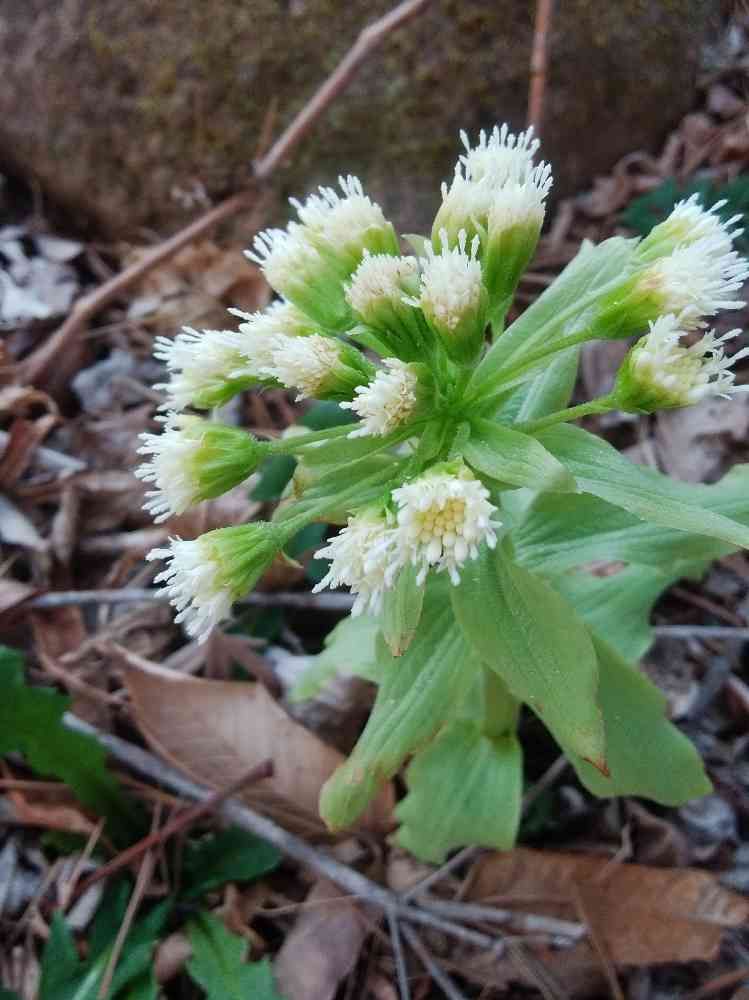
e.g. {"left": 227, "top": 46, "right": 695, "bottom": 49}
{"left": 136, "top": 414, "right": 268, "bottom": 522}
{"left": 340, "top": 358, "right": 420, "bottom": 437}
{"left": 246, "top": 224, "right": 350, "bottom": 329}
{"left": 393, "top": 465, "right": 500, "bottom": 585}
{"left": 638, "top": 194, "right": 743, "bottom": 263}
{"left": 459, "top": 124, "right": 540, "bottom": 185}
{"left": 313, "top": 511, "right": 402, "bottom": 615}
{"left": 154, "top": 327, "right": 255, "bottom": 411}
{"left": 262, "top": 334, "right": 374, "bottom": 402}
{"left": 291, "top": 175, "right": 399, "bottom": 267}
{"left": 344, "top": 253, "right": 427, "bottom": 359}
{"left": 638, "top": 237, "right": 749, "bottom": 326}
{"left": 148, "top": 523, "right": 283, "bottom": 641}
{"left": 615, "top": 314, "right": 749, "bottom": 411}
{"left": 413, "top": 230, "right": 487, "bottom": 362}
{"left": 228, "top": 300, "right": 318, "bottom": 377}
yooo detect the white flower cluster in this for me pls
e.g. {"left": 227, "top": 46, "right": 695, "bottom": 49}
{"left": 313, "top": 467, "right": 500, "bottom": 613}
{"left": 340, "top": 358, "right": 419, "bottom": 437}
{"left": 625, "top": 314, "right": 749, "bottom": 408}
{"left": 412, "top": 229, "right": 483, "bottom": 335}
{"left": 148, "top": 537, "right": 234, "bottom": 640}
{"left": 136, "top": 414, "right": 206, "bottom": 522}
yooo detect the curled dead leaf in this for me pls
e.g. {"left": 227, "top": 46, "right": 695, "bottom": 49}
{"left": 469, "top": 847, "right": 749, "bottom": 966}
{"left": 120, "top": 650, "right": 393, "bottom": 836}
{"left": 274, "top": 879, "right": 369, "bottom": 1000}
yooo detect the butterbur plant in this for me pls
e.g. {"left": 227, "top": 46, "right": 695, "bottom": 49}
{"left": 140, "top": 124, "right": 749, "bottom": 862}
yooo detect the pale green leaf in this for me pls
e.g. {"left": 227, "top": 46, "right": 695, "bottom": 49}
{"left": 464, "top": 419, "right": 575, "bottom": 493}
{"left": 288, "top": 614, "right": 382, "bottom": 702}
{"left": 186, "top": 913, "right": 284, "bottom": 1000}
{"left": 537, "top": 425, "right": 749, "bottom": 550}
{"left": 451, "top": 543, "right": 606, "bottom": 769}
{"left": 396, "top": 721, "right": 523, "bottom": 862}
{"left": 566, "top": 638, "right": 712, "bottom": 804}
{"left": 548, "top": 565, "right": 672, "bottom": 662}
{"left": 471, "top": 237, "right": 636, "bottom": 391}
{"left": 381, "top": 563, "right": 425, "bottom": 656}
{"left": 320, "top": 579, "right": 482, "bottom": 830}
{"left": 515, "top": 345, "right": 581, "bottom": 422}
{"left": 514, "top": 464, "right": 749, "bottom": 574}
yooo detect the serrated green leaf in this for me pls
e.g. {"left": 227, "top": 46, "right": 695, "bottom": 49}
{"left": 566, "top": 638, "right": 711, "bottom": 804}
{"left": 464, "top": 419, "right": 575, "bottom": 493}
{"left": 396, "top": 721, "right": 523, "bottom": 862}
{"left": 320, "top": 579, "right": 482, "bottom": 829}
{"left": 537, "top": 425, "right": 749, "bottom": 550}
{"left": 547, "top": 564, "right": 671, "bottom": 662}
{"left": 381, "top": 563, "right": 425, "bottom": 656}
{"left": 0, "top": 647, "right": 138, "bottom": 843}
{"left": 181, "top": 827, "right": 280, "bottom": 900}
{"left": 451, "top": 543, "right": 606, "bottom": 769}
{"left": 186, "top": 913, "right": 284, "bottom": 1000}
{"left": 289, "top": 614, "right": 382, "bottom": 702}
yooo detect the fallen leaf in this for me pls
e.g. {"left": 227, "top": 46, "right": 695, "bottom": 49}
{"left": 469, "top": 847, "right": 749, "bottom": 965}
{"left": 656, "top": 396, "right": 749, "bottom": 483}
{"left": 0, "top": 578, "right": 36, "bottom": 615}
{"left": 120, "top": 650, "right": 393, "bottom": 835}
{"left": 0, "top": 494, "right": 47, "bottom": 551}
{"left": 273, "top": 879, "right": 369, "bottom": 1000}
{"left": 0, "top": 415, "right": 57, "bottom": 487}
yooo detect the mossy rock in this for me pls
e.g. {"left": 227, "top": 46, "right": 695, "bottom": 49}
{"left": 0, "top": 0, "right": 710, "bottom": 238}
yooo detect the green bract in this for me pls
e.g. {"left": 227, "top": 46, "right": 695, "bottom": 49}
{"left": 143, "top": 123, "right": 749, "bottom": 862}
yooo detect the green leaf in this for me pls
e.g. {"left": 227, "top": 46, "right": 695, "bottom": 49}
{"left": 181, "top": 827, "right": 280, "bottom": 900}
{"left": 451, "top": 543, "right": 606, "bottom": 769}
{"left": 0, "top": 991, "right": 22, "bottom": 1000}
{"left": 515, "top": 345, "right": 581, "bottom": 422}
{"left": 186, "top": 913, "right": 284, "bottom": 1000}
{"left": 251, "top": 454, "right": 296, "bottom": 501}
{"left": 0, "top": 647, "right": 138, "bottom": 843}
{"left": 120, "top": 971, "right": 158, "bottom": 1000}
{"left": 396, "top": 721, "right": 523, "bottom": 863}
{"left": 381, "top": 563, "right": 425, "bottom": 656}
{"left": 513, "top": 466, "right": 749, "bottom": 575}
{"left": 320, "top": 579, "right": 482, "bottom": 829}
{"left": 464, "top": 419, "right": 576, "bottom": 493}
{"left": 300, "top": 400, "right": 357, "bottom": 430}
{"left": 565, "top": 638, "right": 711, "bottom": 804}
{"left": 471, "top": 236, "right": 636, "bottom": 391}
{"left": 289, "top": 614, "right": 383, "bottom": 702}
{"left": 548, "top": 564, "right": 672, "bottom": 662}
{"left": 537, "top": 425, "right": 749, "bottom": 550}
{"left": 40, "top": 913, "right": 81, "bottom": 999}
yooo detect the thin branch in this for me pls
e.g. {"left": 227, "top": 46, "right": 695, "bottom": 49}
{"left": 26, "top": 588, "right": 354, "bottom": 612}
{"left": 97, "top": 848, "right": 155, "bottom": 999}
{"left": 68, "top": 759, "right": 273, "bottom": 906}
{"left": 254, "top": 0, "right": 432, "bottom": 178}
{"left": 19, "top": 0, "right": 433, "bottom": 386}
{"left": 653, "top": 625, "right": 749, "bottom": 640}
{"left": 527, "top": 0, "right": 554, "bottom": 132}
{"left": 417, "top": 895, "right": 584, "bottom": 942}
{"left": 61, "top": 714, "right": 506, "bottom": 955}
{"left": 401, "top": 924, "right": 469, "bottom": 1000}
{"left": 387, "top": 907, "right": 412, "bottom": 1000}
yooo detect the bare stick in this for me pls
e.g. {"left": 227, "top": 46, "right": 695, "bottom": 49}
{"left": 69, "top": 759, "right": 273, "bottom": 905}
{"left": 417, "top": 896, "right": 584, "bottom": 941}
{"left": 20, "top": 0, "right": 433, "bottom": 386}
{"left": 97, "top": 848, "right": 154, "bottom": 999}
{"left": 27, "top": 588, "right": 354, "bottom": 612}
{"left": 387, "top": 908, "right": 412, "bottom": 1000}
{"left": 253, "top": 0, "right": 432, "bottom": 178}
{"left": 401, "top": 924, "right": 469, "bottom": 1000}
{"left": 527, "top": 0, "right": 554, "bottom": 132}
{"left": 61, "top": 714, "right": 506, "bottom": 954}
{"left": 654, "top": 625, "right": 749, "bottom": 640}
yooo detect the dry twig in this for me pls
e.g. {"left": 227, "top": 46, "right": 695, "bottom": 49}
{"left": 527, "top": 0, "right": 555, "bottom": 132}
{"left": 401, "top": 923, "right": 468, "bottom": 1000}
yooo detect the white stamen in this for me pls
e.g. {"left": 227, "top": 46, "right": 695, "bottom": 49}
{"left": 392, "top": 468, "right": 500, "bottom": 585}
{"left": 345, "top": 253, "right": 419, "bottom": 322}
{"left": 291, "top": 175, "right": 390, "bottom": 248}
{"left": 412, "top": 229, "right": 483, "bottom": 333}
{"left": 153, "top": 327, "right": 246, "bottom": 410}
{"left": 136, "top": 414, "right": 205, "bottom": 522}
{"left": 459, "top": 124, "right": 540, "bottom": 185}
{"left": 148, "top": 537, "right": 233, "bottom": 642}
{"left": 341, "top": 358, "right": 419, "bottom": 437}
{"left": 262, "top": 333, "right": 342, "bottom": 400}
{"left": 313, "top": 512, "right": 402, "bottom": 616}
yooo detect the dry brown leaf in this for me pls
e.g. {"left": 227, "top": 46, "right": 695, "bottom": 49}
{"left": 6, "top": 785, "right": 97, "bottom": 838}
{"left": 120, "top": 650, "right": 393, "bottom": 835}
{"left": 0, "top": 577, "right": 36, "bottom": 615}
{"left": 655, "top": 396, "right": 749, "bottom": 483}
{"left": 469, "top": 848, "right": 749, "bottom": 966}
{"left": 0, "top": 414, "right": 57, "bottom": 487}
{"left": 273, "top": 879, "right": 369, "bottom": 1000}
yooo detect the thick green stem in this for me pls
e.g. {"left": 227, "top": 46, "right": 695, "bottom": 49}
{"left": 515, "top": 394, "right": 616, "bottom": 435}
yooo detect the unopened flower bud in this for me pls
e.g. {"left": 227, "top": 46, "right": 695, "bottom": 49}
{"left": 261, "top": 334, "right": 375, "bottom": 401}
{"left": 345, "top": 253, "right": 430, "bottom": 360}
{"left": 154, "top": 327, "right": 256, "bottom": 411}
{"left": 340, "top": 358, "right": 423, "bottom": 437}
{"left": 614, "top": 314, "right": 749, "bottom": 412}
{"left": 136, "top": 414, "right": 269, "bottom": 521}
